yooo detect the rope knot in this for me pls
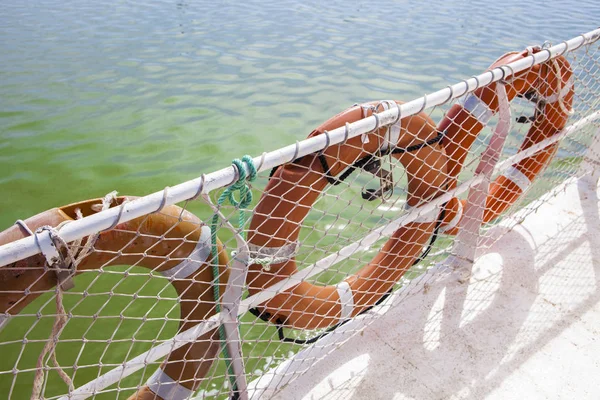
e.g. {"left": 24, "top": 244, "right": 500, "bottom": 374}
{"left": 29, "top": 190, "right": 117, "bottom": 399}
{"left": 209, "top": 155, "right": 257, "bottom": 395}
{"left": 225, "top": 156, "right": 257, "bottom": 210}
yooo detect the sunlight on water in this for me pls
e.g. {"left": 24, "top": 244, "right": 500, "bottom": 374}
{"left": 0, "top": 0, "right": 598, "bottom": 228}
{"left": 1, "top": 0, "right": 599, "bottom": 398}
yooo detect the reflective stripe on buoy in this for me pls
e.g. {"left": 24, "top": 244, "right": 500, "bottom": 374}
{"left": 502, "top": 165, "right": 532, "bottom": 192}
{"left": 335, "top": 281, "right": 354, "bottom": 321}
{"left": 160, "top": 225, "right": 212, "bottom": 279}
{"left": 147, "top": 367, "right": 195, "bottom": 400}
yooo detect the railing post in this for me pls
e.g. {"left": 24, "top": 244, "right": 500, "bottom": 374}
{"left": 203, "top": 194, "right": 250, "bottom": 400}
{"left": 450, "top": 82, "right": 511, "bottom": 275}
{"left": 220, "top": 248, "right": 250, "bottom": 400}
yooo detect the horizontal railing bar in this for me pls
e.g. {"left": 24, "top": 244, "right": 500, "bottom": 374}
{"left": 60, "top": 106, "right": 600, "bottom": 399}
{"left": 245, "top": 173, "right": 589, "bottom": 398}
{"left": 494, "top": 110, "right": 600, "bottom": 173}
{"left": 1, "top": 28, "right": 598, "bottom": 267}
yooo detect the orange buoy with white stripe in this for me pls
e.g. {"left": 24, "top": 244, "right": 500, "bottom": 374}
{"left": 438, "top": 48, "right": 574, "bottom": 232}
{"left": 247, "top": 101, "right": 449, "bottom": 330}
{"left": 0, "top": 196, "right": 228, "bottom": 400}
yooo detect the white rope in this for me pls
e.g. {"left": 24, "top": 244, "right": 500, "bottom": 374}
{"left": 379, "top": 100, "right": 402, "bottom": 151}
{"left": 0, "top": 29, "right": 599, "bottom": 269}
{"left": 30, "top": 287, "right": 73, "bottom": 399}
{"left": 30, "top": 191, "right": 118, "bottom": 400}
{"left": 246, "top": 242, "right": 299, "bottom": 271}
{"left": 59, "top": 109, "right": 597, "bottom": 399}
{"left": 551, "top": 58, "right": 575, "bottom": 116}
{"left": 8, "top": 28, "right": 596, "bottom": 400}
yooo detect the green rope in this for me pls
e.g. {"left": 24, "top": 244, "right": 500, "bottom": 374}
{"left": 210, "top": 155, "right": 256, "bottom": 395}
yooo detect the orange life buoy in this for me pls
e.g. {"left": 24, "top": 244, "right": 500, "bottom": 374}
{"left": 0, "top": 196, "right": 229, "bottom": 400}
{"left": 438, "top": 48, "right": 574, "bottom": 234}
{"left": 247, "top": 101, "right": 449, "bottom": 330}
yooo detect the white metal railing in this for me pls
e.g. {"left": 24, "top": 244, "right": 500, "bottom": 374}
{"left": 245, "top": 169, "right": 598, "bottom": 399}
{"left": 0, "top": 28, "right": 598, "bottom": 267}
{"left": 58, "top": 107, "right": 600, "bottom": 400}
{"left": 1, "top": 28, "right": 599, "bottom": 400}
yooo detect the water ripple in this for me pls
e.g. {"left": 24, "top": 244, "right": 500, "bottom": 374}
{"left": 0, "top": 0, "right": 599, "bottom": 226}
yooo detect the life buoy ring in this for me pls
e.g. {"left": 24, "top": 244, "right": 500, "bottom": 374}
{"left": 247, "top": 101, "right": 449, "bottom": 330}
{"left": 438, "top": 48, "right": 574, "bottom": 234}
{"left": 0, "top": 196, "right": 229, "bottom": 400}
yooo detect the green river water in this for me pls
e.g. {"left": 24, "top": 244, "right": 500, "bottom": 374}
{"left": 1, "top": 0, "right": 599, "bottom": 398}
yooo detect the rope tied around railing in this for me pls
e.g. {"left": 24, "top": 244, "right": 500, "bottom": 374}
{"left": 241, "top": 242, "right": 299, "bottom": 272}
{"left": 29, "top": 191, "right": 119, "bottom": 399}
{"left": 210, "top": 155, "right": 257, "bottom": 398}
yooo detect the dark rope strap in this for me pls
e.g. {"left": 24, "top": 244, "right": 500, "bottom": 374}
{"left": 390, "top": 130, "right": 445, "bottom": 155}
{"left": 248, "top": 287, "right": 393, "bottom": 345}
{"left": 318, "top": 152, "right": 377, "bottom": 186}
{"left": 270, "top": 130, "right": 445, "bottom": 185}
{"left": 248, "top": 201, "right": 447, "bottom": 345}
{"left": 515, "top": 90, "right": 547, "bottom": 124}
{"left": 258, "top": 130, "right": 447, "bottom": 344}
{"left": 317, "top": 130, "right": 445, "bottom": 186}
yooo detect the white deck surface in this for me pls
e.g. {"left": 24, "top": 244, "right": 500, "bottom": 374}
{"left": 254, "top": 177, "right": 600, "bottom": 400}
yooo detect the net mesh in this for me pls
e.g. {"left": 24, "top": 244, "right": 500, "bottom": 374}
{"left": 1, "top": 32, "right": 599, "bottom": 400}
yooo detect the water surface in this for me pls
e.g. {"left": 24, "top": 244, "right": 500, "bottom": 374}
{"left": 1, "top": 1, "right": 599, "bottom": 398}
{"left": 1, "top": 0, "right": 598, "bottom": 227}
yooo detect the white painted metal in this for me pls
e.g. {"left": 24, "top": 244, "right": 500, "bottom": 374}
{"left": 201, "top": 196, "right": 249, "bottom": 400}
{"left": 219, "top": 247, "right": 250, "bottom": 400}
{"left": 6, "top": 28, "right": 597, "bottom": 400}
{"left": 451, "top": 83, "right": 511, "bottom": 267}
{"left": 58, "top": 109, "right": 600, "bottom": 400}
{"left": 1, "top": 28, "right": 598, "bottom": 268}
{"left": 262, "top": 176, "right": 600, "bottom": 400}
{"left": 495, "top": 110, "right": 600, "bottom": 172}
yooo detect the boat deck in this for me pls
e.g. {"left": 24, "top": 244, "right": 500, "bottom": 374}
{"left": 255, "top": 176, "right": 600, "bottom": 400}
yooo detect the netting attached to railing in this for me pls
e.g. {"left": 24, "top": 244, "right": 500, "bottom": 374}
{"left": 1, "top": 29, "right": 599, "bottom": 400}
